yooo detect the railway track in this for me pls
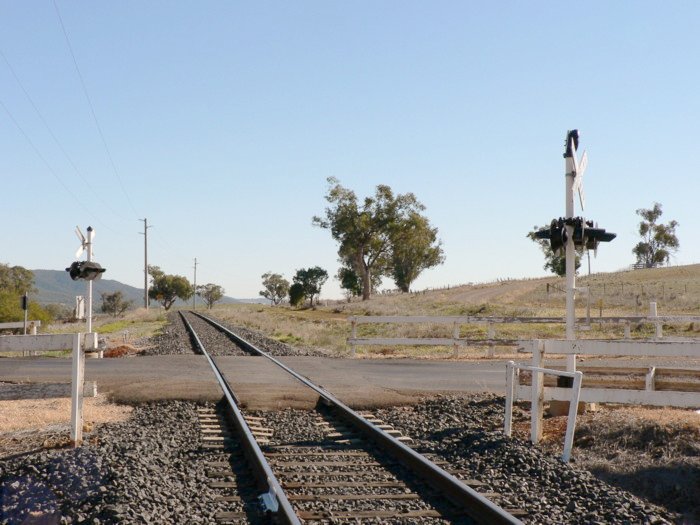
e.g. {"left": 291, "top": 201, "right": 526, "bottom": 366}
{"left": 179, "top": 311, "right": 524, "bottom": 524}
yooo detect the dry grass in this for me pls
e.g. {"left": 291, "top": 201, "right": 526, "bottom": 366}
{"left": 524, "top": 264, "right": 700, "bottom": 316}
{"left": 48, "top": 307, "right": 168, "bottom": 344}
{"left": 0, "top": 394, "right": 132, "bottom": 433}
{"left": 196, "top": 265, "right": 700, "bottom": 358}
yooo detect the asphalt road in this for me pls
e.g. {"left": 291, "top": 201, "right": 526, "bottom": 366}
{"left": 0, "top": 356, "right": 510, "bottom": 409}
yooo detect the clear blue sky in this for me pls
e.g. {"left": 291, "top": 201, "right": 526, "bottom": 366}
{"left": 2, "top": 2, "right": 699, "bottom": 300}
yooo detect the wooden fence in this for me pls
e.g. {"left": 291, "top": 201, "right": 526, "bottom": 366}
{"left": 346, "top": 310, "right": 700, "bottom": 357}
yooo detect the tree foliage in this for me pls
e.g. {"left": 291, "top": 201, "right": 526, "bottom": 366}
{"left": 259, "top": 272, "right": 290, "bottom": 305}
{"left": 337, "top": 266, "right": 382, "bottom": 300}
{"left": 0, "top": 264, "right": 35, "bottom": 295}
{"left": 0, "top": 264, "right": 51, "bottom": 326}
{"left": 100, "top": 291, "right": 132, "bottom": 317}
{"left": 0, "top": 291, "right": 51, "bottom": 326}
{"left": 313, "top": 178, "right": 443, "bottom": 300}
{"left": 632, "top": 203, "right": 679, "bottom": 268}
{"left": 288, "top": 283, "right": 305, "bottom": 307}
{"left": 291, "top": 266, "right": 328, "bottom": 307}
{"left": 527, "top": 227, "right": 581, "bottom": 277}
{"left": 337, "top": 266, "right": 362, "bottom": 298}
{"left": 197, "top": 283, "right": 225, "bottom": 309}
{"left": 390, "top": 212, "right": 444, "bottom": 292}
{"left": 148, "top": 265, "right": 193, "bottom": 310}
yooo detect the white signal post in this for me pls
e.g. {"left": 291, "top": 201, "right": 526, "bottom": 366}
{"left": 564, "top": 131, "right": 586, "bottom": 372}
{"left": 86, "top": 227, "right": 95, "bottom": 333}
{"left": 75, "top": 226, "right": 95, "bottom": 333}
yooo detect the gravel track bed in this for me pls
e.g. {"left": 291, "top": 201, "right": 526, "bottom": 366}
{"left": 1, "top": 402, "right": 253, "bottom": 524}
{"left": 182, "top": 313, "right": 251, "bottom": 357}
{"left": 372, "top": 394, "right": 678, "bottom": 525}
{"left": 251, "top": 408, "right": 463, "bottom": 524}
{"left": 197, "top": 313, "right": 330, "bottom": 357}
{"left": 138, "top": 311, "right": 329, "bottom": 357}
{"left": 140, "top": 312, "right": 196, "bottom": 356}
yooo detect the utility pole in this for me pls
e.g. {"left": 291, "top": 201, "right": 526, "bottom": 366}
{"left": 193, "top": 257, "right": 198, "bottom": 309}
{"left": 139, "top": 219, "right": 152, "bottom": 309}
{"left": 86, "top": 226, "right": 94, "bottom": 333}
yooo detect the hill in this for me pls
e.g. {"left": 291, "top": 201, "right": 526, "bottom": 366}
{"left": 32, "top": 269, "right": 145, "bottom": 306}
{"left": 202, "top": 263, "right": 700, "bottom": 357}
{"left": 30, "top": 269, "right": 260, "bottom": 307}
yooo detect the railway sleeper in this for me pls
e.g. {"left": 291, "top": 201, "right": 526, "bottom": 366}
{"left": 297, "top": 509, "right": 444, "bottom": 520}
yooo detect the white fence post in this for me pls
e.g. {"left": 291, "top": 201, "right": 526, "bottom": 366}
{"left": 650, "top": 302, "right": 663, "bottom": 338}
{"left": 504, "top": 361, "right": 516, "bottom": 436}
{"left": 70, "top": 333, "right": 85, "bottom": 447}
{"left": 645, "top": 366, "right": 656, "bottom": 391}
{"left": 452, "top": 322, "right": 459, "bottom": 358}
{"left": 486, "top": 323, "right": 496, "bottom": 358}
{"left": 350, "top": 319, "right": 357, "bottom": 358}
{"left": 530, "top": 340, "right": 544, "bottom": 444}
{"left": 562, "top": 370, "right": 583, "bottom": 462}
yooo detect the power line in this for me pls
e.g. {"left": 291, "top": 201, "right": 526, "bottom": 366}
{"left": 52, "top": 0, "right": 138, "bottom": 215}
{"left": 0, "top": 48, "right": 129, "bottom": 223}
{"left": 0, "top": 98, "right": 112, "bottom": 231}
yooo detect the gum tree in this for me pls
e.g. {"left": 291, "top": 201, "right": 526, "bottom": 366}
{"left": 632, "top": 203, "right": 679, "bottom": 268}
{"left": 313, "top": 178, "right": 443, "bottom": 300}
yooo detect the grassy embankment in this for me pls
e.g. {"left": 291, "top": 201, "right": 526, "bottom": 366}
{"left": 35, "top": 264, "right": 700, "bottom": 358}
{"left": 202, "top": 264, "right": 700, "bottom": 358}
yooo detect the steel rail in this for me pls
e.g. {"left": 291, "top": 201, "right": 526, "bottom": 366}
{"left": 178, "top": 313, "right": 300, "bottom": 525}
{"left": 192, "top": 311, "right": 524, "bottom": 525}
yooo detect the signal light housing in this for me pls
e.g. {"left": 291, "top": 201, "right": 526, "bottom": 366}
{"left": 66, "top": 261, "right": 107, "bottom": 281}
{"left": 535, "top": 217, "right": 616, "bottom": 255}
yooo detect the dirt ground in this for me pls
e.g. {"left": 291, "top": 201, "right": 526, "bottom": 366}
{"left": 0, "top": 384, "right": 132, "bottom": 458}
{"left": 513, "top": 404, "right": 700, "bottom": 522}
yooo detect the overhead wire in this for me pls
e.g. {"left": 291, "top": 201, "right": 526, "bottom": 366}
{"left": 52, "top": 0, "right": 139, "bottom": 216}
{"left": 0, "top": 48, "right": 130, "bottom": 224}
{"left": 1, "top": 6, "right": 196, "bottom": 285}
{"left": 0, "top": 98, "right": 113, "bottom": 232}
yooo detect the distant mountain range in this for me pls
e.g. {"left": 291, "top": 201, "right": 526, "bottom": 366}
{"left": 31, "top": 269, "right": 266, "bottom": 307}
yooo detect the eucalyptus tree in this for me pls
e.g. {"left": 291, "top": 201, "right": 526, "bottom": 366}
{"left": 632, "top": 203, "right": 679, "bottom": 268}
{"left": 314, "top": 178, "right": 443, "bottom": 300}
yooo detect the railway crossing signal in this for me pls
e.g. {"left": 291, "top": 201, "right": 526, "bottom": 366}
{"left": 533, "top": 130, "right": 617, "bottom": 372}
{"left": 66, "top": 261, "right": 106, "bottom": 281}
{"left": 67, "top": 226, "right": 105, "bottom": 335}
{"left": 535, "top": 217, "right": 616, "bottom": 255}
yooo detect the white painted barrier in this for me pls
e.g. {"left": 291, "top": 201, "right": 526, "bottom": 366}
{"left": 515, "top": 338, "right": 700, "bottom": 433}
{"left": 0, "top": 321, "right": 41, "bottom": 335}
{"left": 0, "top": 332, "right": 97, "bottom": 446}
{"left": 347, "top": 311, "right": 700, "bottom": 357}
{"left": 504, "top": 361, "right": 583, "bottom": 462}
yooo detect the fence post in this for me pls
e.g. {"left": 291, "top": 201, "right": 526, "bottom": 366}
{"left": 70, "top": 333, "right": 85, "bottom": 447}
{"left": 486, "top": 323, "right": 496, "bottom": 358}
{"left": 350, "top": 319, "right": 357, "bottom": 358}
{"left": 530, "top": 340, "right": 544, "bottom": 444}
{"left": 586, "top": 287, "right": 591, "bottom": 325}
{"left": 452, "top": 322, "right": 459, "bottom": 358}
{"left": 624, "top": 321, "right": 631, "bottom": 339}
{"left": 645, "top": 367, "right": 656, "bottom": 391}
{"left": 650, "top": 302, "right": 662, "bottom": 338}
{"left": 504, "top": 361, "right": 516, "bottom": 436}
{"left": 562, "top": 370, "right": 583, "bottom": 462}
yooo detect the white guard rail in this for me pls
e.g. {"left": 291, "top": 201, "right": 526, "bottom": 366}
{"left": 0, "top": 332, "right": 98, "bottom": 446}
{"left": 347, "top": 309, "right": 700, "bottom": 357}
{"left": 504, "top": 361, "right": 582, "bottom": 462}
{"left": 518, "top": 339, "right": 700, "bottom": 408}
